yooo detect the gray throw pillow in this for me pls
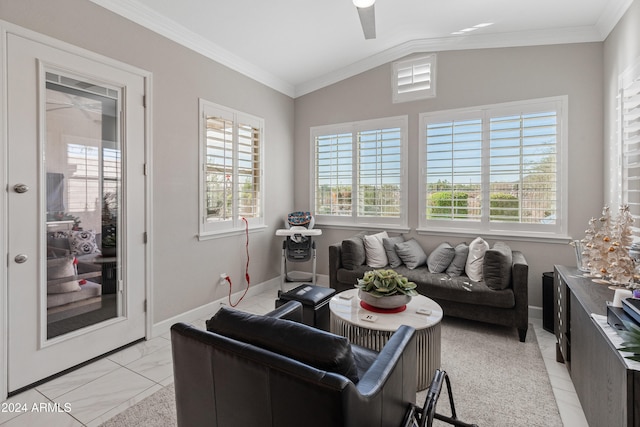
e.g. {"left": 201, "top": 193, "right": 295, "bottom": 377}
{"left": 446, "top": 243, "right": 469, "bottom": 276}
{"left": 383, "top": 236, "right": 405, "bottom": 268}
{"left": 394, "top": 239, "right": 427, "bottom": 269}
{"left": 341, "top": 232, "right": 367, "bottom": 270}
{"left": 483, "top": 242, "right": 513, "bottom": 290}
{"left": 427, "top": 242, "right": 456, "bottom": 273}
{"left": 207, "top": 307, "right": 360, "bottom": 383}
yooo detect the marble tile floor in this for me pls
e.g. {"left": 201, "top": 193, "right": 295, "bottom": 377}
{"left": 1, "top": 282, "right": 588, "bottom": 426}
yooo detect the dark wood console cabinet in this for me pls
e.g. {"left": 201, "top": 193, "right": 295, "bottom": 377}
{"left": 554, "top": 265, "right": 640, "bottom": 427}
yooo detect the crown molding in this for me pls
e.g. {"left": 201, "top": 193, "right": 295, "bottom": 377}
{"left": 89, "top": 0, "right": 296, "bottom": 97}
{"left": 91, "top": 0, "right": 631, "bottom": 99}
{"left": 595, "top": 0, "right": 634, "bottom": 39}
{"left": 294, "top": 26, "right": 604, "bottom": 97}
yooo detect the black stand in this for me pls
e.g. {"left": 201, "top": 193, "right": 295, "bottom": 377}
{"left": 403, "top": 370, "right": 478, "bottom": 427}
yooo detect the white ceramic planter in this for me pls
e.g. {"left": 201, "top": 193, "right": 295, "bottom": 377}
{"left": 358, "top": 290, "right": 411, "bottom": 309}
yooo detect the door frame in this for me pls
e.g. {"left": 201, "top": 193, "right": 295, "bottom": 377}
{"left": 0, "top": 21, "right": 154, "bottom": 401}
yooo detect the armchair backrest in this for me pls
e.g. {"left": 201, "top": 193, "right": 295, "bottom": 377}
{"left": 171, "top": 301, "right": 417, "bottom": 427}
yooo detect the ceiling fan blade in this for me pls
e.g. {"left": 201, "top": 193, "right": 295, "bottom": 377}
{"left": 356, "top": 5, "right": 376, "bottom": 40}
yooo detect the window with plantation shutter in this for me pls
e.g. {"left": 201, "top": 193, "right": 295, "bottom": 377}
{"left": 312, "top": 116, "right": 408, "bottom": 228}
{"left": 621, "top": 61, "right": 640, "bottom": 238}
{"left": 419, "top": 97, "right": 567, "bottom": 237}
{"left": 67, "top": 143, "right": 100, "bottom": 212}
{"left": 392, "top": 54, "right": 436, "bottom": 103}
{"left": 199, "top": 100, "right": 263, "bottom": 237}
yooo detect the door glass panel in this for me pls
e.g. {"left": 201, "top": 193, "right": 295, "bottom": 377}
{"left": 44, "top": 72, "right": 120, "bottom": 339}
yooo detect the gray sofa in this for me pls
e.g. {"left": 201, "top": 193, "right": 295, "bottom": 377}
{"left": 329, "top": 236, "right": 529, "bottom": 342}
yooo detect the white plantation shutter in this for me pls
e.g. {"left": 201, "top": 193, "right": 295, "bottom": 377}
{"left": 315, "top": 133, "right": 353, "bottom": 216}
{"left": 205, "top": 115, "right": 234, "bottom": 222}
{"left": 357, "top": 128, "right": 402, "bottom": 218}
{"left": 397, "top": 63, "right": 430, "bottom": 94}
{"left": 67, "top": 143, "right": 100, "bottom": 212}
{"left": 424, "top": 117, "right": 482, "bottom": 221}
{"left": 237, "top": 121, "right": 261, "bottom": 219}
{"left": 420, "top": 97, "right": 565, "bottom": 235}
{"left": 199, "top": 100, "right": 263, "bottom": 236}
{"left": 489, "top": 110, "right": 557, "bottom": 223}
{"left": 393, "top": 55, "right": 436, "bottom": 103}
{"left": 312, "top": 117, "right": 408, "bottom": 227}
{"left": 622, "top": 73, "right": 640, "bottom": 230}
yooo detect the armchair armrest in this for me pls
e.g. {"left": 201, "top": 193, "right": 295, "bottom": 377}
{"left": 356, "top": 325, "right": 417, "bottom": 395}
{"left": 266, "top": 300, "right": 303, "bottom": 322}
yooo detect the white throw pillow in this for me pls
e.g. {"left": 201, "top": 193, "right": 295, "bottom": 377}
{"left": 364, "top": 231, "right": 389, "bottom": 268}
{"left": 465, "top": 237, "right": 490, "bottom": 282}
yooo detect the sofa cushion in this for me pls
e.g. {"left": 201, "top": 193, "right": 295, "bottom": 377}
{"left": 383, "top": 236, "right": 405, "bottom": 268}
{"left": 466, "top": 237, "right": 489, "bottom": 282}
{"left": 68, "top": 230, "right": 101, "bottom": 255}
{"left": 484, "top": 242, "right": 513, "bottom": 290}
{"left": 207, "top": 307, "right": 360, "bottom": 383}
{"left": 47, "top": 257, "right": 81, "bottom": 294}
{"left": 446, "top": 243, "right": 469, "bottom": 276}
{"left": 427, "top": 242, "right": 455, "bottom": 273}
{"left": 341, "top": 232, "right": 367, "bottom": 270}
{"left": 364, "top": 231, "right": 389, "bottom": 268}
{"left": 394, "top": 239, "right": 427, "bottom": 269}
{"left": 337, "top": 265, "right": 515, "bottom": 309}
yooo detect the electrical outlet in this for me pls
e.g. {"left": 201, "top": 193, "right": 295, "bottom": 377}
{"left": 219, "top": 273, "right": 228, "bottom": 286}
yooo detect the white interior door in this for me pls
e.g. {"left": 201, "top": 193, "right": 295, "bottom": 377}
{"left": 6, "top": 33, "right": 147, "bottom": 392}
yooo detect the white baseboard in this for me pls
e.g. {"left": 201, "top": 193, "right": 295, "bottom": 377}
{"left": 151, "top": 273, "right": 540, "bottom": 337}
{"left": 150, "top": 276, "right": 281, "bottom": 338}
{"left": 529, "top": 305, "right": 543, "bottom": 320}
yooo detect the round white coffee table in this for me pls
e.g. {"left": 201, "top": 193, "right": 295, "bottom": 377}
{"left": 329, "top": 288, "right": 443, "bottom": 390}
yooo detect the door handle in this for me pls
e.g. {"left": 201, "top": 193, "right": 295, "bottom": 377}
{"left": 14, "top": 254, "right": 28, "bottom": 264}
{"left": 13, "top": 184, "right": 29, "bottom": 194}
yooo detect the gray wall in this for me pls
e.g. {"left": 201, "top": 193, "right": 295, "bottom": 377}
{"left": 0, "top": 0, "right": 295, "bottom": 323}
{"left": 4, "top": 0, "right": 634, "bottom": 316}
{"left": 294, "top": 43, "right": 605, "bottom": 308}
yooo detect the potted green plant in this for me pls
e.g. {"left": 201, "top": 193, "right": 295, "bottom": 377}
{"left": 355, "top": 269, "right": 418, "bottom": 309}
{"left": 619, "top": 320, "right": 640, "bottom": 363}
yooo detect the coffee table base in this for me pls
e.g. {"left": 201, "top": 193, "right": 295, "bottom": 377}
{"left": 331, "top": 316, "right": 441, "bottom": 390}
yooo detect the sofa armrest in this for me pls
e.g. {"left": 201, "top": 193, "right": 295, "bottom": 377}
{"left": 266, "top": 300, "right": 303, "bottom": 322}
{"left": 329, "top": 243, "right": 343, "bottom": 289}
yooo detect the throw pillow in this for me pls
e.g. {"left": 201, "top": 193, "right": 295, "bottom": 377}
{"left": 207, "top": 307, "right": 360, "bottom": 383}
{"left": 427, "top": 242, "right": 456, "bottom": 273}
{"left": 484, "top": 242, "right": 513, "bottom": 290}
{"left": 383, "top": 236, "right": 405, "bottom": 268}
{"left": 68, "top": 230, "right": 100, "bottom": 256}
{"left": 364, "top": 231, "right": 389, "bottom": 268}
{"left": 46, "top": 257, "right": 81, "bottom": 294}
{"left": 465, "top": 237, "right": 490, "bottom": 282}
{"left": 341, "top": 232, "right": 367, "bottom": 270}
{"left": 446, "top": 243, "right": 469, "bottom": 276}
{"left": 394, "top": 239, "right": 427, "bottom": 269}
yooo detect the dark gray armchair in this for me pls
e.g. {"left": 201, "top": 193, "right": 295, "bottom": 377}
{"left": 171, "top": 301, "right": 417, "bottom": 427}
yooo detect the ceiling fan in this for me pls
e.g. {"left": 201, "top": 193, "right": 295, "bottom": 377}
{"left": 353, "top": 0, "right": 376, "bottom": 40}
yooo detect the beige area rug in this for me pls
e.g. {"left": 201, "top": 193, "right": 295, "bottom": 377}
{"left": 101, "top": 318, "right": 561, "bottom": 427}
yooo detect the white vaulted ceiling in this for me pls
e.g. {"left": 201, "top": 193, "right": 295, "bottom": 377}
{"left": 90, "top": 0, "right": 633, "bottom": 98}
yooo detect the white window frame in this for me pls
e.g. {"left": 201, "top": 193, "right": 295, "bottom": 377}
{"left": 392, "top": 54, "right": 436, "bottom": 104}
{"left": 198, "top": 99, "right": 264, "bottom": 238}
{"left": 311, "top": 116, "right": 409, "bottom": 230}
{"left": 418, "top": 96, "right": 568, "bottom": 239}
